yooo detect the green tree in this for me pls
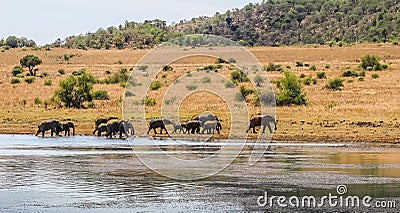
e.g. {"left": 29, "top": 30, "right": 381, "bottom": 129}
{"left": 54, "top": 70, "right": 96, "bottom": 108}
{"left": 276, "top": 71, "right": 306, "bottom": 106}
{"left": 20, "top": 55, "right": 42, "bottom": 76}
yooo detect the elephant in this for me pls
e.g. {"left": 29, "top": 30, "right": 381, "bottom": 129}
{"left": 93, "top": 116, "right": 118, "bottom": 134}
{"left": 95, "top": 123, "right": 108, "bottom": 136}
{"left": 202, "top": 121, "right": 222, "bottom": 134}
{"left": 185, "top": 120, "right": 201, "bottom": 134}
{"left": 105, "top": 119, "right": 130, "bottom": 139}
{"left": 191, "top": 113, "right": 220, "bottom": 129}
{"left": 35, "top": 120, "right": 63, "bottom": 137}
{"left": 147, "top": 118, "right": 173, "bottom": 135}
{"left": 123, "top": 120, "right": 135, "bottom": 136}
{"left": 172, "top": 123, "right": 186, "bottom": 134}
{"left": 61, "top": 122, "right": 75, "bottom": 137}
{"left": 246, "top": 114, "right": 277, "bottom": 134}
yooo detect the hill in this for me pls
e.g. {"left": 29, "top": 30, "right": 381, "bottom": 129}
{"left": 46, "top": 0, "right": 400, "bottom": 49}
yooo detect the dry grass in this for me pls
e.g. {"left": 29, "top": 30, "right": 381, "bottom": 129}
{"left": 1, "top": 44, "right": 400, "bottom": 142}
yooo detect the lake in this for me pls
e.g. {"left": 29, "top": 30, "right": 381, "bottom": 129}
{"left": 0, "top": 134, "right": 399, "bottom": 212}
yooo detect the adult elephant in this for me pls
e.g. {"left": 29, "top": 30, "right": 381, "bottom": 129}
{"left": 61, "top": 122, "right": 75, "bottom": 137}
{"left": 246, "top": 114, "right": 277, "bottom": 134}
{"left": 105, "top": 119, "right": 129, "bottom": 139}
{"left": 123, "top": 120, "right": 135, "bottom": 136}
{"left": 202, "top": 121, "right": 222, "bottom": 134}
{"left": 35, "top": 120, "right": 62, "bottom": 137}
{"left": 93, "top": 116, "right": 118, "bottom": 134}
{"left": 147, "top": 118, "right": 173, "bottom": 135}
{"left": 192, "top": 113, "right": 220, "bottom": 130}
{"left": 95, "top": 123, "right": 108, "bottom": 137}
{"left": 185, "top": 120, "right": 201, "bottom": 134}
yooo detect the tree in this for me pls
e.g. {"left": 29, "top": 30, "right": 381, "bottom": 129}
{"left": 276, "top": 71, "right": 306, "bottom": 106}
{"left": 54, "top": 70, "right": 96, "bottom": 108}
{"left": 20, "top": 55, "right": 42, "bottom": 76}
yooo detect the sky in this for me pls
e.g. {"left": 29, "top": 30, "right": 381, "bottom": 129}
{"left": 0, "top": 0, "right": 259, "bottom": 45}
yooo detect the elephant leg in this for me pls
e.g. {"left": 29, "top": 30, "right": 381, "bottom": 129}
{"left": 262, "top": 125, "right": 268, "bottom": 134}
{"left": 267, "top": 123, "right": 273, "bottom": 133}
{"left": 164, "top": 127, "right": 169, "bottom": 135}
{"left": 92, "top": 128, "right": 97, "bottom": 135}
{"left": 42, "top": 131, "right": 45, "bottom": 138}
{"left": 253, "top": 126, "right": 257, "bottom": 133}
{"left": 35, "top": 129, "right": 40, "bottom": 136}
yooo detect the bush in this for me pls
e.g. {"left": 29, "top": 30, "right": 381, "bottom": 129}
{"left": 309, "top": 65, "right": 317, "bottom": 71}
{"left": 228, "top": 58, "right": 236, "bottom": 63}
{"left": 231, "top": 70, "right": 249, "bottom": 83}
{"left": 300, "top": 73, "right": 306, "bottom": 78}
{"left": 295, "top": 61, "right": 304, "bottom": 67}
{"left": 325, "top": 78, "right": 344, "bottom": 90}
{"left": 254, "top": 75, "right": 264, "bottom": 86}
{"left": 199, "top": 64, "right": 222, "bottom": 71}
{"left": 138, "top": 65, "right": 148, "bottom": 71}
{"left": 44, "top": 80, "right": 52, "bottom": 86}
{"left": 12, "top": 66, "right": 23, "bottom": 76}
{"left": 372, "top": 74, "right": 379, "bottom": 79}
{"left": 34, "top": 97, "right": 42, "bottom": 105}
{"left": 276, "top": 71, "right": 306, "bottom": 106}
{"left": 16, "top": 73, "right": 24, "bottom": 78}
{"left": 360, "top": 54, "right": 387, "bottom": 71}
{"left": 145, "top": 97, "right": 156, "bottom": 106}
{"left": 342, "top": 70, "right": 358, "bottom": 77}
{"left": 11, "top": 78, "right": 20, "bottom": 84}
{"left": 325, "top": 64, "right": 331, "bottom": 69}
{"left": 103, "top": 67, "right": 129, "bottom": 84}
{"left": 72, "top": 68, "right": 86, "bottom": 76}
{"left": 253, "top": 91, "right": 275, "bottom": 106}
{"left": 92, "top": 90, "right": 110, "bottom": 100}
{"left": 40, "top": 72, "right": 49, "bottom": 78}
{"left": 359, "top": 70, "right": 366, "bottom": 77}
{"left": 163, "top": 65, "right": 173, "bottom": 71}
{"left": 316, "top": 72, "right": 326, "bottom": 79}
{"left": 265, "top": 63, "right": 282, "bottom": 71}
{"left": 150, "top": 81, "right": 162, "bottom": 90}
{"left": 239, "top": 86, "right": 254, "bottom": 98}
{"left": 105, "top": 70, "right": 111, "bottom": 75}
{"left": 186, "top": 84, "right": 197, "bottom": 91}
{"left": 54, "top": 70, "right": 96, "bottom": 108}
{"left": 224, "top": 80, "right": 235, "bottom": 88}
{"left": 58, "top": 69, "right": 66, "bottom": 75}
{"left": 201, "top": 77, "right": 211, "bottom": 83}
{"left": 24, "top": 77, "right": 35, "bottom": 84}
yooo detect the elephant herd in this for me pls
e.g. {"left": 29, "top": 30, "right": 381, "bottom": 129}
{"left": 35, "top": 114, "right": 277, "bottom": 138}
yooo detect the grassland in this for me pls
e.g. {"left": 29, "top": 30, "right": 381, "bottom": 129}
{"left": 1, "top": 44, "right": 400, "bottom": 143}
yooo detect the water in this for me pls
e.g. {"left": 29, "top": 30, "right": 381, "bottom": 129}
{"left": 0, "top": 135, "right": 399, "bottom": 212}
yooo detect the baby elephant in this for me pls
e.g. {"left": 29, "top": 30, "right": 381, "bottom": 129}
{"left": 172, "top": 123, "right": 186, "bottom": 134}
{"left": 202, "top": 121, "right": 222, "bottom": 134}
{"left": 61, "top": 122, "right": 75, "bottom": 137}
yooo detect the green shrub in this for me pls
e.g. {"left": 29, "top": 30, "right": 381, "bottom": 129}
{"left": 164, "top": 97, "right": 176, "bottom": 105}
{"left": 58, "top": 69, "right": 66, "bottom": 75}
{"left": 63, "top": 53, "right": 75, "bottom": 61}
{"left": 11, "top": 78, "right": 20, "bottom": 84}
{"left": 103, "top": 67, "right": 129, "bottom": 84}
{"left": 12, "top": 66, "right": 23, "bottom": 76}
{"left": 231, "top": 70, "right": 249, "bottom": 83}
{"left": 302, "top": 77, "right": 313, "bottom": 85}
{"left": 295, "top": 61, "right": 304, "bottom": 67}
{"left": 72, "top": 68, "right": 86, "bottom": 76}
{"left": 276, "top": 71, "right": 306, "bottom": 106}
{"left": 40, "top": 72, "right": 49, "bottom": 78}
{"left": 34, "top": 97, "right": 42, "bottom": 105}
{"left": 359, "top": 70, "right": 366, "bottom": 77}
{"left": 360, "top": 54, "right": 387, "bottom": 71}
{"left": 228, "top": 58, "right": 236, "bottom": 63}
{"left": 299, "top": 73, "right": 306, "bottom": 78}
{"left": 199, "top": 64, "right": 222, "bottom": 71}
{"left": 239, "top": 86, "right": 254, "bottom": 98}
{"left": 317, "top": 72, "right": 326, "bottom": 79}
{"left": 44, "top": 80, "right": 52, "bottom": 86}
{"left": 253, "top": 91, "right": 275, "bottom": 106}
{"left": 224, "top": 80, "right": 235, "bottom": 88}
{"left": 309, "top": 65, "right": 317, "bottom": 71}
{"left": 24, "top": 77, "right": 35, "bottom": 84}
{"left": 201, "top": 77, "right": 211, "bottom": 83}
{"left": 372, "top": 74, "right": 379, "bottom": 79}
{"left": 145, "top": 97, "right": 156, "bottom": 106}
{"left": 342, "top": 70, "right": 358, "bottom": 77}
{"left": 254, "top": 75, "right": 264, "bottom": 86}
{"left": 358, "top": 77, "right": 364, "bottom": 81}
{"left": 105, "top": 70, "right": 111, "bottom": 75}
{"left": 325, "top": 64, "right": 331, "bottom": 69}
{"left": 186, "top": 84, "right": 197, "bottom": 91}
{"left": 163, "top": 65, "right": 173, "bottom": 71}
{"left": 325, "top": 78, "right": 344, "bottom": 90}
{"left": 138, "top": 65, "right": 149, "bottom": 71}
{"left": 87, "top": 102, "right": 95, "bottom": 108}
{"left": 16, "top": 73, "right": 25, "bottom": 78}
{"left": 92, "top": 90, "right": 110, "bottom": 100}
{"left": 265, "top": 63, "right": 282, "bottom": 71}
{"left": 150, "top": 81, "right": 162, "bottom": 90}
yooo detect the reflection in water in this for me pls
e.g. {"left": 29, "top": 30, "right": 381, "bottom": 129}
{"left": 0, "top": 135, "right": 399, "bottom": 212}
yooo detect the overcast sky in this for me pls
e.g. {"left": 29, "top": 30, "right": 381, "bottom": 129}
{"left": 0, "top": 0, "right": 259, "bottom": 45}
